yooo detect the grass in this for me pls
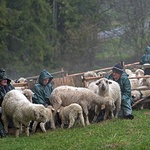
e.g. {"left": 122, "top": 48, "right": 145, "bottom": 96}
{"left": 0, "top": 109, "right": 150, "bottom": 150}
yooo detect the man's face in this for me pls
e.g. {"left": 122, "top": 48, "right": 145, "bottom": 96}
{"left": 0, "top": 79, "right": 7, "bottom": 86}
{"left": 112, "top": 72, "right": 121, "bottom": 81}
{"left": 43, "top": 78, "right": 49, "bottom": 85}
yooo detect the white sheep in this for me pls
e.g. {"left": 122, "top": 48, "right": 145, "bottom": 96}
{"left": 32, "top": 105, "right": 56, "bottom": 133}
{"left": 134, "top": 68, "right": 144, "bottom": 86}
{"left": 83, "top": 71, "right": 98, "bottom": 87}
{"left": 138, "top": 75, "right": 150, "bottom": 87}
{"left": 125, "top": 69, "right": 134, "bottom": 77}
{"left": 21, "top": 89, "right": 34, "bottom": 102}
{"left": 16, "top": 77, "right": 27, "bottom": 83}
{"left": 50, "top": 85, "right": 115, "bottom": 125}
{"left": 2, "top": 90, "right": 47, "bottom": 137}
{"left": 131, "top": 86, "right": 150, "bottom": 109}
{"left": 95, "top": 78, "right": 121, "bottom": 120}
{"left": 57, "top": 103, "right": 85, "bottom": 128}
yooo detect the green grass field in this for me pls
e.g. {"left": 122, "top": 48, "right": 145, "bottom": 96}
{"left": 0, "top": 109, "right": 150, "bottom": 150}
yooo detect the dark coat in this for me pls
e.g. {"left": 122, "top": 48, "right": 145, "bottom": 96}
{"left": 32, "top": 69, "right": 54, "bottom": 106}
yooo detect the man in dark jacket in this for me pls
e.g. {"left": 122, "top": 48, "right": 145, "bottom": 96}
{"left": 0, "top": 68, "right": 14, "bottom": 138}
{"left": 32, "top": 69, "right": 54, "bottom": 107}
{"left": 107, "top": 63, "right": 134, "bottom": 119}
{"left": 140, "top": 46, "right": 150, "bottom": 75}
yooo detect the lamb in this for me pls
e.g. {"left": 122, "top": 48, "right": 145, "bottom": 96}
{"left": 32, "top": 105, "right": 56, "bottom": 133}
{"left": 95, "top": 78, "right": 121, "bottom": 120}
{"left": 21, "top": 89, "right": 34, "bottom": 102}
{"left": 57, "top": 103, "right": 85, "bottom": 128}
{"left": 50, "top": 85, "right": 115, "bottom": 125}
{"left": 2, "top": 90, "right": 47, "bottom": 137}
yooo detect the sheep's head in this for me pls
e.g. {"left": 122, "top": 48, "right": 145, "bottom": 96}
{"left": 34, "top": 105, "right": 47, "bottom": 123}
{"left": 104, "top": 97, "right": 115, "bottom": 111}
{"left": 23, "top": 89, "right": 34, "bottom": 102}
{"left": 96, "top": 78, "right": 112, "bottom": 91}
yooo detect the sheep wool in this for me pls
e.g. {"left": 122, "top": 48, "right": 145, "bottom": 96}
{"left": 57, "top": 103, "right": 85, "bottom": 128}
{"left": 50, "top": 85, "right": 115, "bottom": 125}
{"left": 2, "top": 90, "right": 47, "bottom": 138}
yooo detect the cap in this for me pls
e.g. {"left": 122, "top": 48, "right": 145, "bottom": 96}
{"left": 112, "top": 63, "right": 123, "bottom": 74}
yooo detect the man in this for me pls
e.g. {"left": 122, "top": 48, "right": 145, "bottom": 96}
{"left": 107, "top": 63, "right": 134, "bottom": 119}
{"left": 32, "top": 69, "right": 54, "bottom": 107}
{"left": 140, "top": 46, "right": 150, "bottom": 75}
{"left": 0, "top": 68, "right": 14, "bottom": 137}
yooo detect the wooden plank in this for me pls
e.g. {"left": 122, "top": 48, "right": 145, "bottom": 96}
{"left": 136, "top": 65, "right": 150, "bottom": 68}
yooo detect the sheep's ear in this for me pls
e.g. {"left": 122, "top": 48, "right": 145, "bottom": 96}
{"left": 132, "top": 95, "right": 136, "bottom": 99}
{"left": 51, "top": 107, "right": 55, "bottom": 112}
{"left": 57, "top": 109, "right": 60, "bottom": 113}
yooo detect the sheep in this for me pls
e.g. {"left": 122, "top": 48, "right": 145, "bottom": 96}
{"left": 138, "top": 75, "right": 150, "bottom": 87}
{"left": 57, "top": 103, "right": 85, "bottom": 128}
{"left": 2, "top": 90, "right": 47, "bottom": 137}
{"left": 134, "top": 69, "right": 144, "bottom": 86}
{"left": 21, "top": 89, "right": 34, "bottom": 102}
{"left": 131, "top": 86, "right": 150, "bottom": 110}
{"left": 50, "top": 85, "right": 115, "bottom": 125}
{"left": 83, "top": 71, "right": 98, "bottom": 87}
{"left": 125, "top": 69, "right": 134, "bottom": 77}
{"left": 95, "top": 78, "right": 121, "bottom": 120}
{"left": 32, "top": 105, "right": 56, "bottom": 133}
{"left": 16, "top": 77, "right": 28, "bottom": 83}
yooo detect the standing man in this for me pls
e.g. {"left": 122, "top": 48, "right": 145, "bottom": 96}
{"left": 107, "top": 63, "right": 134, "bottom": 119}
{"left": 0, "top": 68, "right": 14, "bottom": 137}
{"left": 140, "top": 46, "right": 150, "bottom": 75}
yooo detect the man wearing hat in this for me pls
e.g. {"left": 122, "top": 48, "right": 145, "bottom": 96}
{"left": 106, "top": 63, "right": 134, "bottom": 119}
{"left": 0, "top": 68, "right": 14, "bottom": 137}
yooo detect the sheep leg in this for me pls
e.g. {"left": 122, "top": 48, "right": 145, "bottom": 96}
{"left": 115, "top": 99, "right": 121, "bottom": 118}
{"left": 40, "top": 122, "right": 46, "bottom": 132}
{"left": 78, "top": 113, "right": 85, "bottom": 127}
{"left": 80, "top": 104, "right": 90, "bottom": 125}
{"left": 103, "top": 108, "right": 109, "bottom": 120}
{"left": 50, "top": 118, "right": 56, "bottom": 129}
{"left": 110, "top": 110, "right": 114, "bottom": 119}
{"left": 92, "top": 105, "right": 101, "bottom": 122}
{"left": 13, "top": 120, "right": 21, "bottom": 138}
{"left": 68, "top": 116, "right": 75, "bottom": 128}
{"left": 24, "top": 126, "right": 30, "bottom": 136}
{"left": 2, "top": 113, "right": 9, "bottom": 133}
{"left": 61, "top": 117, "right": 65, "bottom": 128}
{"left": 32, "top": 121, "right": 38, "bottom": 133}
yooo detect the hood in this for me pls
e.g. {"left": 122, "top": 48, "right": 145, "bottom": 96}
{"left": 38, "top": 69, "right": 53, "bottom": 85}
{"left": 145, "top": 46, "right": 150, "bottom": 54}
{"left": 0, "top": 68, "right": 11, "bottom": 83}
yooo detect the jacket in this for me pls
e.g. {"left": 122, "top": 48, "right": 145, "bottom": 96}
{"left": 140, "top": 46, "right": 150, "bottom": 64}
{"left": 0, "top": 81, "right": 14, "bottom": 106}
{"left": 32, "top": 69, "right": 54, "bottom": 106}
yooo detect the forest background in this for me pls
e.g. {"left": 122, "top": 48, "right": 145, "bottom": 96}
{"left": 0, "top": 0, "right": 150, "bottom": 79}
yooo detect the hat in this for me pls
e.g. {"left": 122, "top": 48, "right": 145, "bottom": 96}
{"left": 0, "top": 68, "right": 7, "bottom": 81}
{"left": 112, "top": 63, "right": 123, "bottom": 74}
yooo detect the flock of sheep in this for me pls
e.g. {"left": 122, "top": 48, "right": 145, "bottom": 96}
{"left": 1, "top": 68, "right": 150, "bottom": 138}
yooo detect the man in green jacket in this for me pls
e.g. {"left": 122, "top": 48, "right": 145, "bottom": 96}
{"left": 107, "top": 63, "right": 134, "bottom": 119}
{"left": 140, "top": 46, "right": 150, "bottom": 75}
{"left": 32, "top": 69, "right": 54, "bottom": 107}
{"left": 0, "top": 68, "right": 14, "bottom": 138}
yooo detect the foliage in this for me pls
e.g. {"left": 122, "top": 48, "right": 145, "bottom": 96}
{"left": 0, "top": 0, "right": 150, "bottom": 78}
{"left": 0, "top": 109, "right": 150, "bottom": 150}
